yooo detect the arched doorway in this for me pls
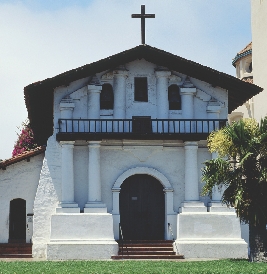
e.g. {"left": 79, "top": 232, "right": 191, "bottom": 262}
{"left": 119, "top": 174, "right": 165, "bottom": 240}
{"left": 9, "top": 198, "right": 26, "bottom": 243}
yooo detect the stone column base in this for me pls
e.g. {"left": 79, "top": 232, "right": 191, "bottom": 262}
{"left": 56, "top": 202, "right": 80, "bottom": 213}
{"left": 208, "top": 201, "right": 235, "bottom": 212}
{"left": 179, "top": 202, "right": 207, "bottom": 213}
{"left": 84, "top": 202, "right": 107, "bottom": 213}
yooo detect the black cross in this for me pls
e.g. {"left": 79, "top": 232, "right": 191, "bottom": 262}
{"left": 132, "top": 5, "right": 155, "bottom": 44}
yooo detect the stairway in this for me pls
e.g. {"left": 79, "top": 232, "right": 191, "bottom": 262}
{"left": 111, "top": 240, "right": 184, "bottom": 260}
{"left": 0, "top": 243, "right": 32, "bottom": 258}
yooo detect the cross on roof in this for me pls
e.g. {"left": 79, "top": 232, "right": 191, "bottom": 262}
{"left": 131, "top": 5, "right": 155, "bottom": 45}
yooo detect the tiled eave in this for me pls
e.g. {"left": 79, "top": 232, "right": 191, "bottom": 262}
{"left": 0, "top": 146, "right": 46, "bottom": 170}
{"left": 232, "top": 49, "right": 252, "bottom": 67}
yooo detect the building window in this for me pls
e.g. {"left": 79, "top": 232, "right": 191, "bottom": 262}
{"left": 100, "top": 84, "right": 114, "bottom": 109}
{"left": 134, "top": 77, "right": 148, "bottom": 102}
{"left": 168, "top": 85, "right": 181, "bottom": 110}
{"left": 248, "top": 62, "right": 252, "bottom": 73}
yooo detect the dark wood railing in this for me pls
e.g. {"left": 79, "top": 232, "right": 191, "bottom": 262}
{"left": 58, "top": 118, "right": 227, "bottom": 134}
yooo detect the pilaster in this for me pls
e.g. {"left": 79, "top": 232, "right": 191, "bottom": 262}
{"left": 57, "top": 141, "right": 79, "bottom": 213}
{"left": 155, "top": 70, "right": 171, "bottom": 119}
{"left": 84, "top": 141, "right": 107, "bottom": 213}
{"left": 180, "top": 88, "right": 196, "bottom": 119}
{"left": 113, "top": 69, "right": 128, "bottom": 119}
{"left": 180, "top": 141, "right": 206, "bottom": 212}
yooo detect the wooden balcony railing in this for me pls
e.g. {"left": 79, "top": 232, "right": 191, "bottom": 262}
{"left": 57, "top": 118, "right": 227, "bottom": 140}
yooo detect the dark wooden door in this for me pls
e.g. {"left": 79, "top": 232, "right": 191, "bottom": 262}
{"left": 119, "top": 174, "right": 165, "bottom": 240}
{"left": 9, "top": 199, "right": 26, "bottom": 243}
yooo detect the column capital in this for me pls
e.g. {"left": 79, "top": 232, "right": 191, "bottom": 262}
{"left": 112, "top": 187, "right": 121, "bottom": 193}
{"left": 155, "top": 70, "right": 171, "bottom": 78}
{"left": 87, "top": 85, "right": 102, "bottom": 92}
{"left": 180, "top": 87, "right": 196, "bottom": 95}
{"left": 184, "top": 141, "right": 198, "bottom": 148}
{"left": 60, "top": 141, "right": 75, "bottom": 147}
{"left": 164, "top": 188, "right": 174, "bottom": 193}
{"left": 87, "top": 141, "right": 101, "bottom": 147}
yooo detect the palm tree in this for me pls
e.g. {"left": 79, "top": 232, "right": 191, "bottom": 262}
{"left": 202, "top": 117, "right": 267, "bottom": 262}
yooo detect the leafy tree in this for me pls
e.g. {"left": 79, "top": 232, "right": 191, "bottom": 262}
{"left": 201, "top": 118, "right": 267, "bottom": 262}
{"left": 12, "top": 120, "right": 38, "bottom": 157}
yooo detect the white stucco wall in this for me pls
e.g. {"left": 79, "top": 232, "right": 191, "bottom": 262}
{"left": 251, "top": 0, "right": 267, "bottom": 121}
{"left": 54, "top": 59, "right": 228, "bottom": 125}
{"left": 0, "top": 154, "right": 44, "bottom": 243}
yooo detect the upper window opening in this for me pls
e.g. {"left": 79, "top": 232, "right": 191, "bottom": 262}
{"left": 248, "top": 62, "right": 252, "bottom": 73}
{"left": 168, "top": 85, "right": 181, "bottom": 110}
{"left": 100, "top": 84, "right": 114, "bottom": 110}
{"left": 134, "top": 77, "right": 148, "bottom": 102}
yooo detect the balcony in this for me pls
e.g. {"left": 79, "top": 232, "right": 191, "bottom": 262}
{"left": 56, "top": 118, "right": 227, "bottom": 141}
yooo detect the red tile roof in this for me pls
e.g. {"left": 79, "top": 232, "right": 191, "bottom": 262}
{"left": 238, "top": 42, "right": 252, "bottom": 55}
{"left": 0, "top": 146, "right": 45, "bottom": 170}
{"left": 232, "top": 42, "right": 252, "bottom": 67}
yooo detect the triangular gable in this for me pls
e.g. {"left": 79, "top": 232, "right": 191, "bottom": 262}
{"left": 24, "top": 44, "right": 263, "bottom": 146}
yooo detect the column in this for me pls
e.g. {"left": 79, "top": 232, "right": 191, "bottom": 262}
{"left": 208, "top": 153, "right": 233, "bottom": 212}
{"left": 113, "top": 70, "right": 128, "bottom": 119}
{"left": 155, "top": 70, "right": 171, "bottom": 119}
{"left": 113, "top": 70, "right": 128, "bottom": 132}
{"left": 184, "top": 142, "right": 199, "bottom": 201}
{"left": 180, "top": 87, "right": 196, "bottom": 133}
{"left": 87, "top": 84, "right": 102, "bottom": 132}
{"left": 84, "top": 141, "right": 107, "bottom": 213}
{"left": 59, "top": 98, "right": 75, "bottom": 132}
{"left": 155, "top": 70, "right": 171, "bottom": 133}
{"left": 207, "top": 101, "right": 221, "bottom": 132}
{"left": 57, "top": 141, "right": 79, "bottom": 213}
{"left": 179, "top": 141, "right": 206, "bottom": 212}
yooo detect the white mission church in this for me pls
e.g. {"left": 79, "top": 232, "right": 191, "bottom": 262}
{"left": 0, "top": 12, "right": 263, "bottom": 259}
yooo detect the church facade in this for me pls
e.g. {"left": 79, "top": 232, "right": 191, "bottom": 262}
{"left": 0, "top": 45, "right": 262, "bottom": 259}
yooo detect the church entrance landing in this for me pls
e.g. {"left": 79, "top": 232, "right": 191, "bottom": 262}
{"left": 119, "top": 174, "right": 165, "bottom": 240}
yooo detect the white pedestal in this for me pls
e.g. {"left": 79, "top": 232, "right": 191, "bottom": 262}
{"left": 47, "top": 213, "right": 118, "bottom": 260}
{"left": 175, "top": 212, "right": 248, "bottom": 258}
{"left": 84, "top": 202, "right": 107, "bottom": 213}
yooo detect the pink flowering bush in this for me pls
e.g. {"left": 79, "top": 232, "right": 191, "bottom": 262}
{"left": 12, "top": 121, "right": 37, "bottom": 157}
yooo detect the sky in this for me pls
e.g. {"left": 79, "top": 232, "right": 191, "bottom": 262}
{"left": 0, "top": 0, "right": 251, "bottom": 160}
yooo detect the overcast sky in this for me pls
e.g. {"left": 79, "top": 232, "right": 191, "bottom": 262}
{"left": 0, "top": 0, "right": 251, "bottom": 160}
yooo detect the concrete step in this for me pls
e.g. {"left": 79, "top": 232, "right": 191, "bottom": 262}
{"left": 112, "top": 240, "right": 184, "bottom": 260}
{"left": 119, "top": 247, "right": 174, "bottom": 251}
{"left": 112, "top": 254, "right": 184, "bottom": 260}
{"left": 0, "top": 243, "right": 32, "bottom": 258}
{"left": 118, "top": 251, "right": 176, "bottom": 255}
{"left": 0, "top": 254, "right": 32, "bottom": 258}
